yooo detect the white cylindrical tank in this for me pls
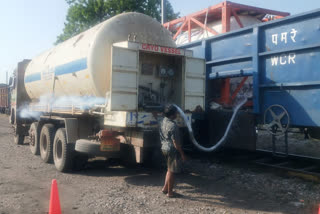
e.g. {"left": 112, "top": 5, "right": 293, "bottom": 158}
{"left": 25, "top": 12, "right": 176, "bottom": 100}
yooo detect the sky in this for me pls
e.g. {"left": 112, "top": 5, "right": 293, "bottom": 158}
{"left": 1, "top": 0, "right": 320, "bottom": 84}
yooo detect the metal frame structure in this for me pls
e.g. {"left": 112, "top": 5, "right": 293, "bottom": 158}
{"left": 164, "top": 1, "right": 289, "bottom": 106}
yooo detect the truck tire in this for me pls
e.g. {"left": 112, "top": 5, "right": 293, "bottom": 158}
{"left": 75, "top": 140, "right": 105, "bottom": 156}
{"left": 75, "top": 139, "right": 120, "bottom": 157}
{"left": 53, "top": 128, "right": 73, "bottom": 172}
{"left": 40, "top": 124, "right": 56, "bottom": 163}
{"left": 14, "top": 135, "right": 24, "bottom": 145}
{"left": 29, "top": 122, "right": 40, "bottom": 155}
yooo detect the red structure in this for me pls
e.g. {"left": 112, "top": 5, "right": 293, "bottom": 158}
{"left": 0, "top": 84, "right": 9, "bottom": 113}
{"left": 164, "top": 1, "right": 290, "bottom": 106}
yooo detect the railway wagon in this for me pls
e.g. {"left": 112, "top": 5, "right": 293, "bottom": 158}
{"left": 0, "top": 84, "right": 9, "bottom": 114}
{"left": 181, "top": 8, "right": 320, "bottom": 152}
{"left": 10, "top": 12, "right": 205, "bottom": 172}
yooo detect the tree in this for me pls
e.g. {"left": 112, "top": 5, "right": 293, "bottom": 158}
{"left": 55, "top": 0, "right": 179, "bottom": 44}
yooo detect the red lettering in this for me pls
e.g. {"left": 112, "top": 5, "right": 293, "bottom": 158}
{"left": 142, "top": 44, "right": 182, "bottom": 55}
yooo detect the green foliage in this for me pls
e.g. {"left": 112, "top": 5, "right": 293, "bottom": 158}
{"left": 55, "top": 0, "right": 179, "bottom": 44}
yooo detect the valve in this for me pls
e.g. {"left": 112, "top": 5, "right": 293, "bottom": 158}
{"left": 263, "top": 104, "right": 290, "bottom": 136}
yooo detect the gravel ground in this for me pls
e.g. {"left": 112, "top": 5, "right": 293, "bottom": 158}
{"left": 257, "top": 129, "right": 320, "bottom": 158}
{"left": 0, "top": 114, "right": 320, "bottom": 214}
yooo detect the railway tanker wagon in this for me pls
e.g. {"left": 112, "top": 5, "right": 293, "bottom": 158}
{"left": 11, "top": 13, "right": 205, "bottom": 172}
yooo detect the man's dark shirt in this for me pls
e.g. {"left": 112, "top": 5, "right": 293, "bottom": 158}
{"left": 160, "top": 117, "right": 179, "bottom": 152}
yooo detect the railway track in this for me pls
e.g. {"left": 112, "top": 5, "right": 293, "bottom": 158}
{"left": 254, "top": 149, "right": 320, "bottom": 181}
{"left": 187, "top": 147, "right": 320, "bottom": 181}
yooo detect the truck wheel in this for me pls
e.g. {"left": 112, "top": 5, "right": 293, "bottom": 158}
{"left": 14, "top": 135, "right": 24, "bottom": 145}
{"left": 29, "top": 122, "right": 40, "bottom": 155}
{"left": 53, "top": 128, "right": 73, "bottom": 172}
{"left": 40, "top": 124, "right": 56, "bottom": 163}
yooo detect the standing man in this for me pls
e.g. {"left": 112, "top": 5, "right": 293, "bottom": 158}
{"left": 160, "top": 104, "right": 186, "bottom": 197}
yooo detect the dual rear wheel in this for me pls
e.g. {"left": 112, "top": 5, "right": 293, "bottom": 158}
{"left": 29, "top": 123, "right": 73, "bottom": 172}
{"left": 39, "top": 124, "right": 55, "bottom": 163}
{"left": 53, "top": 128, "right": 73, "bottom": 172}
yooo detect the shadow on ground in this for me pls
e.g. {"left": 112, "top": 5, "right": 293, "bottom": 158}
{"left": 69, "top": 158, "right": 304, "bottom": 214}
{"left": 125, "top": 170, "right": 297, "bottom": 213}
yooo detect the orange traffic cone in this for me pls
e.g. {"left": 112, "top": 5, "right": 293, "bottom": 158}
{"left": 49, "top": 179, "right": 61, "bottom": 214}
{"left": 318, "top": 204, "right": 320, "bottom": 214}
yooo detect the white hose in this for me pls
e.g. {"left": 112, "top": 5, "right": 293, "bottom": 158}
{"left": 174, "top": 98, "right": 248, "bottom": 152}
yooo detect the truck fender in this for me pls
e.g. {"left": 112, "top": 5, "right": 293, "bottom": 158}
{"left": 63, "top": 118, "right": 78, "bottom": 144}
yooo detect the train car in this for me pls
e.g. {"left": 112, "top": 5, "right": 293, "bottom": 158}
{"left": 179, "top": 8, "right": 320, "bottom": 154}
{"left": 0, "top": 84, "right": 9, "bottom": 114}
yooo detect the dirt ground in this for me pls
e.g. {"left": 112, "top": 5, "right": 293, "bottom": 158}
{"left": 0, "top": 114, "right": 320, "bottom": 214}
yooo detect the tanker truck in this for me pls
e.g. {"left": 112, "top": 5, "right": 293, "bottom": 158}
{"left": 9, "top": 12, "right": 205, "bottom": 172}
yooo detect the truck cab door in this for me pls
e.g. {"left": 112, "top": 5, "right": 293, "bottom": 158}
{"left": 109, "top": 46, "right": 139, "bottom": 111}
{"left": 184, "top": 57, "right": 206, "bottom": 111}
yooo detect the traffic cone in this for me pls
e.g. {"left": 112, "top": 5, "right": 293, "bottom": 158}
{"left": 49, "top": 179, "right": 61, "bottom": 214}
{"left": 318, "top": 204, "right": 320, "bottom": 214}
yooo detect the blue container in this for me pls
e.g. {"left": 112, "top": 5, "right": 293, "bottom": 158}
{"left": 180, "top": 9, "right": 320, "bottom": 127}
